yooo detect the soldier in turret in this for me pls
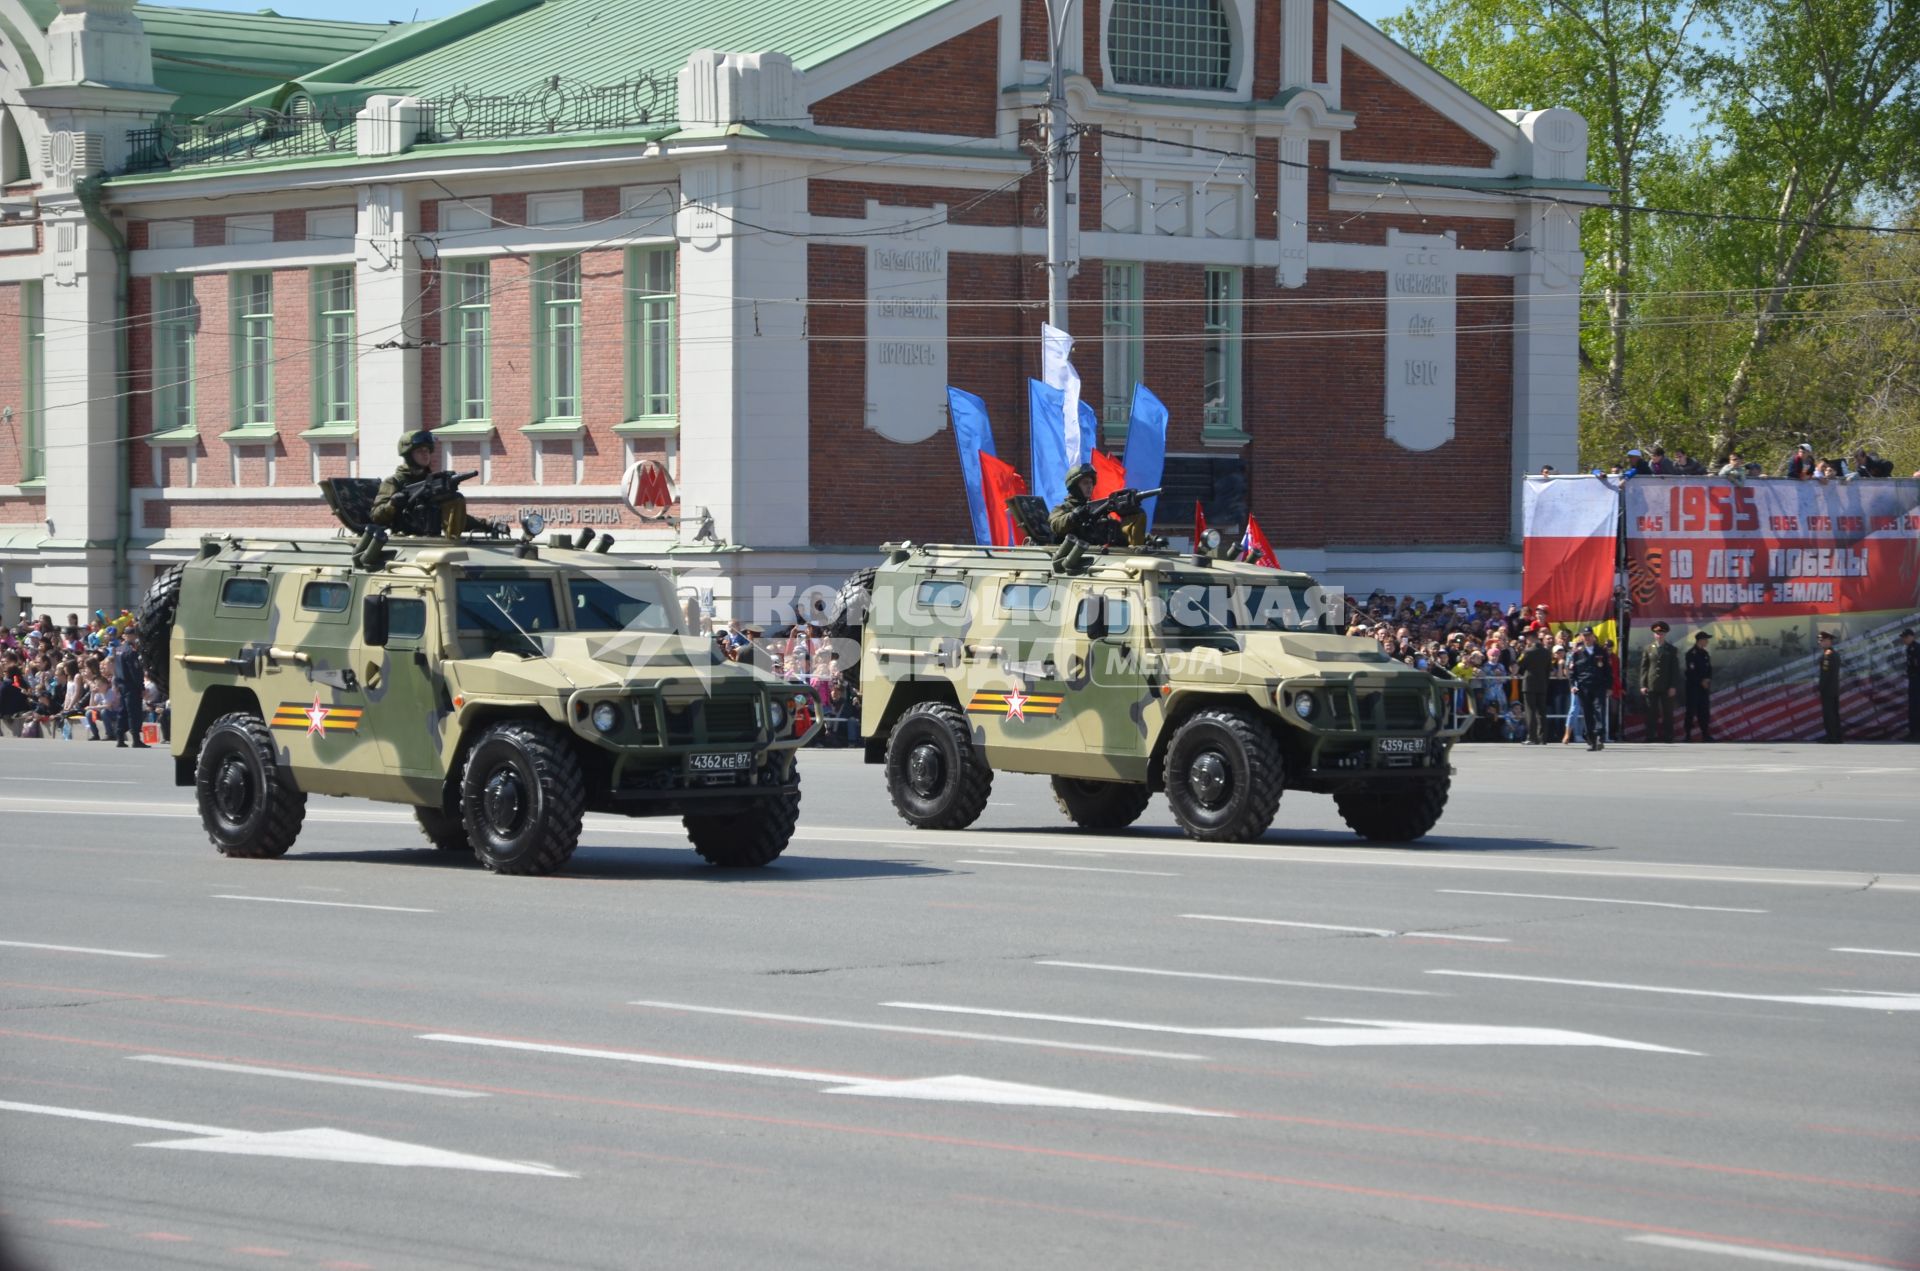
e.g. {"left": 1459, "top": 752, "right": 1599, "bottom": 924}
{"left": 1049, "top": 462, "right": 1147, "bottom": 548}
{"left": 373, "top": 429, "right": 469, "bottom": 537}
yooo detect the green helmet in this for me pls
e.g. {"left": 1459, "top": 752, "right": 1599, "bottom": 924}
{"left": 398, "top": 428, "right": 435, "bottom": 458}
{"left": 1066, "top": 462, "right": 1098, "bottom": 491}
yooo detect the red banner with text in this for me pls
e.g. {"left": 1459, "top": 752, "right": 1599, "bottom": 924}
{"left": 1622, "top": 479, "right": 1920, "bottom": 740}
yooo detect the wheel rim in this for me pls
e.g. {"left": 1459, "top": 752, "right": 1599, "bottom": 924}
{"left": 214, "top": 753, "right": 255, "bottom": 826}
{"left": 1186, "top": 750, "right": 1231, "bottom": 810}
{"left": 906, "top": 741, "right": 945, "bottom": 798}
{"left": 480, "top": 765, "right": 528, "bottom": 838}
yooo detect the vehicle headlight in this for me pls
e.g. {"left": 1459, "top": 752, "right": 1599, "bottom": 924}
{"left": 1293, "top": 692, "right": 1316, "bottom": 720}
{"left": 767, "top": 698, "right": 787, "bottom": 731}
{"left": 591, "top": 702, "right": 619, "bottom": 733}
{"left": 1427, "top": 695, "right": 1440, "bottom": 720}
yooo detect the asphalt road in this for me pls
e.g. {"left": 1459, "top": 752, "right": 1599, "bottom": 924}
{"left": 2, "top": 737, "right": 1916, "bottom": 1271}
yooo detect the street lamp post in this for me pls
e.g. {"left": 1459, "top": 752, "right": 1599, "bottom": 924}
{"left": 1043, "top": 0, "right": 1077, "bottom": 331}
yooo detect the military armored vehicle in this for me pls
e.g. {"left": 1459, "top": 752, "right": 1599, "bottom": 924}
{"left": 137, "top": 480, "right": 815, "bottom": 876}
{"left": 836, "top": 541, "right": 1461, "bottom": 844}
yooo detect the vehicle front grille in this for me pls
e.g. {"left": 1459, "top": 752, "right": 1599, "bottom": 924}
{"left": 1356, "top": 690, "right": 1430, "bottom": 731}
{"left": 661, "top": 695, "right": 760, "bottom": 745}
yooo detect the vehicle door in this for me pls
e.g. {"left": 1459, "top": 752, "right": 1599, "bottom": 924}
{"left": 360, "top": 584, "right": 449, "bottom": 778}
{"left": 1067, "top": 585, "right": 1152, "bottom": 763}
{"left": 266, "top": 574, "right": 371, "bottom": 776}
{"left": 964, "top": 578, "right": 1078, "bottom": 761}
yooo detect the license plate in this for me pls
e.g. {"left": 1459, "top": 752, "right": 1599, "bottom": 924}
{"left": 1378, "top": 738, "right": 1425, "bottom": 754}
{"left": 690, "top": 751, "right": 752, "bottom": 772}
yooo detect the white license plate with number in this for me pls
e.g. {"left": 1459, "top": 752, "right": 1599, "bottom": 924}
{"left": 690, "top": 751, "right": 753, "bottom": 772}
{"left": 1378, "top": 738, "right": 1425, "bottom": 754}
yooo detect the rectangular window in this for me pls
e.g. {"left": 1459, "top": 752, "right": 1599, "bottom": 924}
{"left": 626, "top": 246, "right": 676, "bottom": 420}
{"left": 232, "top": 272, "right": 275, "bottom": 425}
{"left": 20, "top": 280, "right": 42, "bottom": 481}
{"left": 153, "top": 277, "right": 196, "bottom": 435}
{"left": 299, "top": 580, "right": 351, "bottom": 612}
{"left": 312, "top": 266, "right": 354, "bottom": 425}
{"left": 1202, "top": 267, "right": 1243, "bottom": 437}
{"left": 999, "top": 582, "right": 1055, "bottom": 614}
{"left": 219, "top": 576, "right": 270, "bottom": 609}
{"left": 1102, "top": 263, "right": 1143, "bottom": 428}
{"left": 534, "top": 253, "right": 582, "bottom": 420}
{"left": 387, "top": 597, "right": 428, "bottom": 642}
{"left": 444, "top": 260, "right": 490, "bottom": 422}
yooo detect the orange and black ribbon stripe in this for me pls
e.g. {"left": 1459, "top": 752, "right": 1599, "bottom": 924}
{"left": 966, "top": 690, "right": 1065, "bottom": 717}
{"left": 269, "top": 702, "right": 365, "bottom": 733}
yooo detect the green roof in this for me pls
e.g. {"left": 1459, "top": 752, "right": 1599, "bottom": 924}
{"left": 269, "top": 0, "right": 963, "bottom": 120}
{"left": 134, "top": 5, "right": 405, "bottom": 116}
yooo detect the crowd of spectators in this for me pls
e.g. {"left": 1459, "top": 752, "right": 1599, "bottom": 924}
{"left": 1593, "top": 442, "right": 1911, "bottom": 482}
{"left": 684, "top": 597, "right": 861, "bottom": 748}
{"left": 0, "top": 610, "right": 169, "bottom": 744}
{"left": 1340, "top": 592, "right": 1618, "bottom": 744}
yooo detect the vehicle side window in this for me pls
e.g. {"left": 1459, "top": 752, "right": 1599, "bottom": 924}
{"left": 388, "top": 598, "right": 427, "bottom": 642}
{"left": 914, "top": 579, "right": 968, "bottom": 613}
{"left": 300, "top": 581, "right": 351, "bottom": 612}
{"left": 999, "top": 582, "right": 1053, "bottom": 614}
{"left": 219, "top": 577, "right": 269, "bottom": 609}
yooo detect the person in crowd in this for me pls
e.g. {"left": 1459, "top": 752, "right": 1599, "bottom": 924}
{"left": 1851, "top": 448, "right": 1893, "bottom": 479}
{"left": 1516, "top": 631, "right": 1553, "bottom": 745}
{"left": 1569, "top": 627, "right": 1612, "bottom": 751}
{"left": 85, "top": 673, "right": 117, "bottom": 742}
{"left": 111, "top": 629, "right": 148, "bottom": 748}
{"left": 1784, "top": 443, "right": 1815, "bottom": 479}
{"left": 718, "top": 616, "right": 752, "bottom": 662}
{"left": 1624, "top": 449, "right": 1652, "bottom": 476}
{"left": 1717, "top": 452, "right": 1744, "bottom": 478}
{"left": 1639, "top": 621, "right": 1680, "bottom": 743}
{"left": 1817, "top": 630, "right": 1843, "bottom": 743}
{"left": 1684, "top": 630, "right": 1715, "bottom": 742}
{"left": 1648, "top": 446, "right": 1674, "bottom": 475}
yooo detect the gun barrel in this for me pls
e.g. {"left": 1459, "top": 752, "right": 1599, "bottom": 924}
{"left": 451, "top": 470, "right": 479, "bottom": 484}
{"left": 1133, "top": 487, "right": 1163, "bottom": 500}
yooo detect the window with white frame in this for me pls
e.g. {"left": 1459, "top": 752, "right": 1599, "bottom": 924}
{"left": 1202, "top": 266, "right": 1242, "bottom": 437}
{"left": 444, "top": 260, "right": 491, "bottom": 422}
{"left": 20, "top": 280, "right": 42, "bottom": 482}
{"left": 534, "top": 253, "right": 582, "bottom": 420}
{"left": 232, "top": 272, "right": 274, "bottom": 425}
{"left": 313, "top": 266, "right": 354, "bottom": 426}
{"left": 627, "top": 246, "right": 676, "bottom": 421}
{"left": 153, "top": 277, "right": 196, "bottom": 435}
{"left": 1108, "top": 0, "right": 1233, "bottom": 91}
{"left": 1102, "top": 262, "right": 1143, "bottom": 428}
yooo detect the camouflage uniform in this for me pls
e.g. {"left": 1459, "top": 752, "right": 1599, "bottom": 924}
{"left": 1048, "top": 467, "right": 1147, "bottom": 548}
{"left": 373, "top": 460, "right": 468, "bottom": 536}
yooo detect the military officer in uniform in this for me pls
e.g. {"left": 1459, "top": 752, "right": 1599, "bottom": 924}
{"left": 1684, "top": 630, "right": 1714, "bottom": 742}
{"left": 1569, "top": 627, "right": 1613, "bottom": 750}
{"left": 1816, "top": 630, "right": 1843, "bottom": 743}
{"left": 1515, "top": 630, "right": 1553, "bottom": 744}
{"left": 1639, "top": 620, "right": 1680, "bottom": 743}
{"left": 372, "top": 428, "right": 469, "bottom": 537}
{"left": 1049, "top": 462, "right": 1146, "bottom": 548}
{"left": 1902, "top": 629, "right": 1918, "bottom": 741}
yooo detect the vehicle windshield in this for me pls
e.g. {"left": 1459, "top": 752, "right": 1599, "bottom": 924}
{"left": 456, "top": 577, "right": 559, "bottom": 635}
{"left": 566, "top": 574, "right": 680, "bottom": 633}
{"left": 1154, "top": 579, "right": 1327, "bottom": 636}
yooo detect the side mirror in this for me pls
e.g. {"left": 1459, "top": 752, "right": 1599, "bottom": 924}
{"left": 1082, "top": 596, "right": 1109, "bottom": 644}
{"left": 363, "top": 592, "right": 390, "bottom": 647}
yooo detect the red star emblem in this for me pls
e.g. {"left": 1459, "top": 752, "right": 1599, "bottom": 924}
{"left": 304, "top": 692, "right": 330, "bottom": 737}
{"left": 1003, "top": 686, "right": 1028, "bottom": 721}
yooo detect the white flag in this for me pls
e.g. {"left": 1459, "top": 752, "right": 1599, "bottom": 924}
{"left": 1040, "top": 323, "right": 1086, "bottom": 465}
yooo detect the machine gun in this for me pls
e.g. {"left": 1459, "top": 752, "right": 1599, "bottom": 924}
{"left": 386, "top": 469, "right": 479, "bottom": 534}
{"left": 1072, "top": 486, "right": 1160, "bottom": 524}
{"left": 1058, "top": 486, "right": 1162, "bottom": 548}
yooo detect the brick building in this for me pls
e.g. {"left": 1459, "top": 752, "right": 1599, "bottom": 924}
{"left": 0, "top": 0, "right": 1599, "bottom": 617}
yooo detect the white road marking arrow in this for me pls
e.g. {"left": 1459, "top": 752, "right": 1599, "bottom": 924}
{"left": 421, "top": 1034, "right": 1222, "bottom": 1116}
{"left": 882, "top": 1004, "right": 1696, "bottom": 1054}
{"left": 0, "top": 1100, "right": 571, "bottom": 1177}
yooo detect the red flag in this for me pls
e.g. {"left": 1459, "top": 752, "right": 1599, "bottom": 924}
{"left": 1090, "top": 449, "right": 1127, "bottom": 499}
{"left": 1194, "top": 501, "right": 1207, "bottom": 546}
{"left": 978, "top": 451, "right": 1029, "bottom": 547}
{"left": 1240, "top": 514, "right": 1277, "bottom": 568}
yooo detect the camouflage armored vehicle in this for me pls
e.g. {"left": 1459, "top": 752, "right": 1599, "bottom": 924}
{"left": 138, "top": 484, "right": 815, "bottom": 876}
{"left": 837, "top": 541, "right": 1461, "bottom": 844}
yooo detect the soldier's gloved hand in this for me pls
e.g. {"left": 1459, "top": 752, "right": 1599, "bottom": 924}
{"left": 388, "top": 487, "right": 412, "bottom": 510}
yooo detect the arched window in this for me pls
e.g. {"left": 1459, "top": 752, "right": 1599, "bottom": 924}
{"left": 1107, "top": 0, "right": 1233, "bottom": 91}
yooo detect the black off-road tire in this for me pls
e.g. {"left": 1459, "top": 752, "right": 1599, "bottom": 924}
{"left": 684, "top": 777, "right": 801, "bottom": 867}
{"left": 1335, "top": 777, "right": 1450, "bottom": 844}
{"left": 826, "top": 567, "right": 877, "bottom": 642}
{"left": 414, "top": 805, "right": 471, "bottom": 854}
{"left": 885, "top": 702, "right": 993, "bottom": 830}
{"left": 195, "top": 711, "right": 306, "bottom": 858}
{"left": 458, "top": 721, "right": 585, "bottom": 875}
{"left": 1163, "top": 707, "right": 1284, "bottom": 843}
{"left": 135, "top": 564, "right": 186, "bottom": 697}
{"left": 1051, "top": 776, "right": 1152, "bottom": 831}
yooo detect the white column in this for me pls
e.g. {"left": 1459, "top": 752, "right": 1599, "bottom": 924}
{"left": 355, "top": 182, "right": 423, "bottom": 466}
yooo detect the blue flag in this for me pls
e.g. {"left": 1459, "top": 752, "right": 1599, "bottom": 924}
{"left": 1121, "top": 383, "right": 1168, "bottom": 528}
{"left": 947, "top": 387, "right": 996, "bottom": 545}
{"left": 1029, "top": 379, "right": 1100, "bottom": 511}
